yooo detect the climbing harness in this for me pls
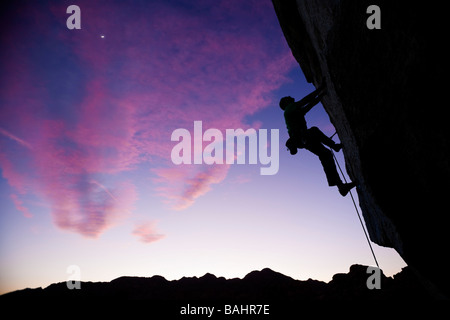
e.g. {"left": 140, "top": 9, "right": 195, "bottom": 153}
{"left": 329, "top": 132, "right": 380, "bottom": 269}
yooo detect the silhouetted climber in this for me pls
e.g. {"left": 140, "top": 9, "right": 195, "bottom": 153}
{"left": 279, "top": 83, "right": 356, "bottom": 196}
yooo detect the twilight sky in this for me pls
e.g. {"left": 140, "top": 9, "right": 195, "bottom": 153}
{"left": 0, "top": 0, "right": 405, "bottom": 294}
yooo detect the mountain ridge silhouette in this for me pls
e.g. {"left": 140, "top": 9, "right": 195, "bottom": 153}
{"left": 0, "top": 264, "right": 430, "bottom": 301}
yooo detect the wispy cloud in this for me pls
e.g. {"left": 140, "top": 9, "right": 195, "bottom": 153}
{"left": 10, "top": 194, "right": 33, "bottom": 218}
{"left": 0, "top": 0, "right": 295, "bottom": 238}
{"left": 153, "top": 164, "right": 230, "bottom": 210}
{"left": 49, "top": 180, "right": 137, "bottom": 238}
{"left": 0, "top": 128, "right": 32, "bottom": 150}
{"left": 132, "top": 221, "right": 165, "bottom": 244}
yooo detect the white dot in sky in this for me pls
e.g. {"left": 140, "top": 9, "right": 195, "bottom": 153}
{"left": 100, "top": 35, "right": 105, "bottom": 39}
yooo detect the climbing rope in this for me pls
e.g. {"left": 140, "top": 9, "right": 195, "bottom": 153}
{"left": 329, "top": 132, "right": 380, "bottom": 269}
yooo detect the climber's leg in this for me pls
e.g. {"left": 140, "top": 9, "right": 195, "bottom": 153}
{"left": 337, "top": 181, "right": 356, "bottom": 197}
{"left": 305, "top": 142, "right": 342, "bottom": 187}
{"left": 307, "top": 127, "right": 341, "bottom": 152}
{"left": 305, "top": 136, "right": 355, "bottom": 196}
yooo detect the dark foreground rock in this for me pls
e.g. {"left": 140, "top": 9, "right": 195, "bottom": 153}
{"left": 0, "top": 265, "right": 431, "bottom": 301}
{"left": 271, "top": 0, "right": 449, "bottom": 298}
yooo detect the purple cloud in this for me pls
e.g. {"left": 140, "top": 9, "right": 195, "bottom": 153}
{"left": 132, "top": 221, "right": 165, "bottom": 244}
{"left": 0, "top": 0, "right": 295, "bottom": 237}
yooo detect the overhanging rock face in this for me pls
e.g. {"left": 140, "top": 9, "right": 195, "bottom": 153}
{"left": 272, "top": 0, "right": 449, "bottom": 297}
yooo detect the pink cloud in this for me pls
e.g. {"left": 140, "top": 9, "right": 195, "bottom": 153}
{"left": 10, "top": 194, "right": 33, "bottom": 218}
{"left": 132, "top": 221, "right": 165, "bottom": 244}
{"left": 0, "top": 0, "right": 296, "bottom": 237}
{"left": 229, "top": 174, "right": 252, "bottom": 185}
{"left": 49, "top": 180, "right": 137, "bottom": 238}
{"left": 0, "top": 128, "right": 33, "bottom": 150}
{"left": 153, "top": 164, "right": 230, "bottom": 210}
{"left": 0, "top": 153, "right": 30, "bottom": 194}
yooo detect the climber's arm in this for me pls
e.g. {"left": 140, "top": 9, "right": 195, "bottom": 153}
{"left": 294, "top": 84, "right": 326, "bottom": 115}
{"left": 292, "top": 93, "right": 320, "bottom": 115}
{"left": 301, "top": 100, "right": 318, "bottom": 114}
{"left": 300, "top": 91, "right": 325, "bottom": 115}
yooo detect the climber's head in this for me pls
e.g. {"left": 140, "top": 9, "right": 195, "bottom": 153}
{"left": 279, "top": 96, "right": 295, "bottom": 110}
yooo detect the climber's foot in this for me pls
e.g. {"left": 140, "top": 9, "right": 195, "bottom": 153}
{"left": 332, "top": 143, "right": 342, "bottom": 152}
{"left": 286, "top": 138, "right": 298, "bottom": 155}
{"left": 338, "top": 182, "right": 356, "bottom": 197}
